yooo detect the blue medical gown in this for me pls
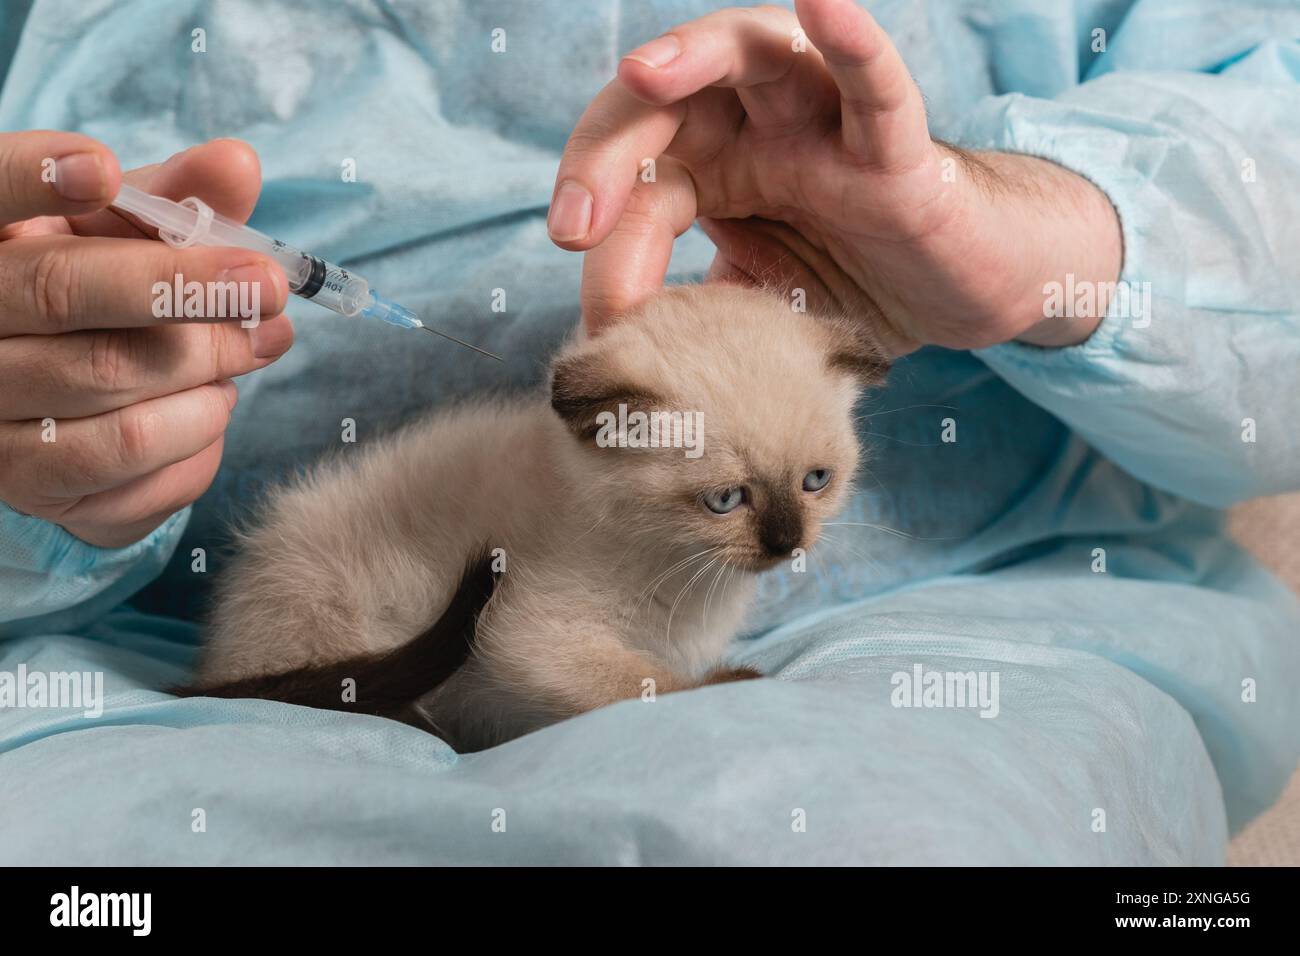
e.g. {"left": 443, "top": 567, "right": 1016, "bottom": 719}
{"left": 0, "top": 0, "right": 1297, "bottom": 864}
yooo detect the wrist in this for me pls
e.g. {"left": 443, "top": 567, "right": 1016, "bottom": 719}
{"left": 965, "top": 151, "right": 1123, "bottom": 348}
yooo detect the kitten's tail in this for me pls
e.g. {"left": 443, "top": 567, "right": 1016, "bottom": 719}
{"left": 173, "top": 552, "right": 497, "bottom": 723}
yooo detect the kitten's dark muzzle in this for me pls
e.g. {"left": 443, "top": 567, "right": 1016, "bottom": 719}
{"left": 746, "top": 549, "right": 797, "bottom": 572}
{"left": 758, "top": 514, "right": 802, "bottom": 558}
{"left": 759, "top": 532, "right": 800, "bottom": 558}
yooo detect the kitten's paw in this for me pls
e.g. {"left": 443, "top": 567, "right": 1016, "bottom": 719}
{"left": 701, "top": 665, "right": 763, "bottom": 685}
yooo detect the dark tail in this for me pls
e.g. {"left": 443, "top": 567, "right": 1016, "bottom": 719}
{"left": 175, "top": 552, "right": 497, "bottom": 723}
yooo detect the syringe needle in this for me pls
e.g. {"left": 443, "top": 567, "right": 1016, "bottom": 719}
{"left": 109, "top": 185, "right": 500, "bottom": 361}
{"left": 417, "top": 323, "right": 503, "bottom": 362}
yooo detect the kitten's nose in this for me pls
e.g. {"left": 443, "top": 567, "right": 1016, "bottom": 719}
{"left": 759, "top": 525, "right": 802, "bottom": 557}
{"left": 759, "top": 498, "right": 803, "bottom": 557}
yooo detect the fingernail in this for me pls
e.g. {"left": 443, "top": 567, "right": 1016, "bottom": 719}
{"left": 547, "top": 181, "right": 593, "bottom": 242}
{"left": 219, "top": 263, "right": 281, "bottom": 315}
{"left": 52, "top": 153, "right": 107, "bottom": 202}
{"left": 248, "top": 315, "right": 293, "bottom": 359}
{"left": 623, "top": 34, "right": 681, "bottom": 69}
{"left": 217, "top": 379, "right": 238, "bottom": 410}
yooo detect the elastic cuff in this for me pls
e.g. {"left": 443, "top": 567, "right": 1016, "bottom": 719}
{"left": 956, "top": 90, "right": 1181, "bottom": 376}
{"left": 0, "top": 504, "right": 189, "bottom": 632}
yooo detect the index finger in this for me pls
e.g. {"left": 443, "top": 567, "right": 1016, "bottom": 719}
{"left": 0, "top": 233, "right": 286, "bottom": 336}
{"left": 548, "top": 80, "right": 684, "bottom": 251}
{"left": 579, "top": 157, "right": 697, "bottom": 332}
{"left": 69, "top": 137, "right": 264, "bottom": 240}
{"left": 549, "top": 5, "right": 807, "bottom": 254}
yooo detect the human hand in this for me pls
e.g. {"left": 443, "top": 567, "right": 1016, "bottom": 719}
{"left": 0, "top": 133, "right": 291, "bottom": 548}
{"left": 549, "top": 0, "right": 1121, "bottom": 355}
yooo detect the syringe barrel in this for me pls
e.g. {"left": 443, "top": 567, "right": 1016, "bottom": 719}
{"left": 113, "top": 186, "right": 371, "bottom": 318}
{"left": 195, "top": 212, "right": 371, "bottom": 317}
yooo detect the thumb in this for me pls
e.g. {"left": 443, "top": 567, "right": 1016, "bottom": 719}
{"left": 0, "top": 130, "right": 121, "bottom": 228}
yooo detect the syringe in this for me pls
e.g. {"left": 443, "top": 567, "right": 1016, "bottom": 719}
{"left": 109, "top": 184, "right": 501, "bottom": 361}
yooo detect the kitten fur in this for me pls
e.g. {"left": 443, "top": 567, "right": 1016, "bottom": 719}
{"left": 191, "top": 285, "right": 887, "bottom": 751}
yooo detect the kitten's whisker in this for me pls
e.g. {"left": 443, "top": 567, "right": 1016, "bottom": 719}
{"left": 702, "top": 558, "right": 730, "bottom": 630}
{"left": 707, "top": 561, "right": 728, "bottom": 629}
{"left": 852, "top": 431, "right": 944, "bottom": 447}
{"left": 853, "top": 403, "right": 958, "bottom": 421}
{"left": 853, "top": 466, "right": 888, "bottom": 498}
{"left": 635, "top": 547, "right": 715, "bottom": 601}
{"left": 817, "top": 531, "right": 881, "bottom": 571}
{"left": 821, "top": 521, "right": 955, "bottom": 541}
{"left": 821, "top": 521, "right": 914, "bottom": 538}
{"left": 666, "top": 557, "right": 718, "bottom": 641}
{"left": 638, "top": 548, "right": 716, "bottom": 600}
{"left": 716, "top": 561, "right": 743, "bottom": 639}
{"left": 632, "top": 547, "right": 719, "bottom": 619}
{"left": 663, "top": 562, "right": 707, "bottom": 636}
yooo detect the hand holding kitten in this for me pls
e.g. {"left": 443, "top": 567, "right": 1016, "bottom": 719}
{"left": 549, "top": 0, "right": 1123, "bottom": 356}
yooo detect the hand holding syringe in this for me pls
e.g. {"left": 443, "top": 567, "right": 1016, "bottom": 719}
{"left": 111, "top": 184, "right": 500, "bottom": 360}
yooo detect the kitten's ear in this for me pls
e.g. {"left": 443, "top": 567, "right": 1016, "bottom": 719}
{"left": 550, "top": 349, "right": 660, "bottom": 440}
{"left": 822, "top": 317, "right": 891, "bottom": 388}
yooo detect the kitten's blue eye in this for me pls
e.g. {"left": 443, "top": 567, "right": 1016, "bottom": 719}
{"left": 803, "top": 468, "right": 832, "bottom": 492}
{"left": 703, "top": 487, "right": 746, "bottom": 514}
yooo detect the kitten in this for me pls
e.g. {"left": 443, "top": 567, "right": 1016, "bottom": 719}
{"left": 188, "top": 284, "right": 887, "bottom": 751}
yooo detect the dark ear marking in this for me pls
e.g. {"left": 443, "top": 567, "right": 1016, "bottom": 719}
{"left": 823, "top": 317, "right": 891, "bottom": 388}
{"left": 549, "top": 352, "right": 661, "bottom": 440}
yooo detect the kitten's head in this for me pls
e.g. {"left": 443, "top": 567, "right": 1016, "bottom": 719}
{"left": 550, "top": 285, "right": 887, "bottom": 572}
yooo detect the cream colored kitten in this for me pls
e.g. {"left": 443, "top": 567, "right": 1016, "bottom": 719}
{"left": 192, "top": 285, "right": 887, "bottom": 751}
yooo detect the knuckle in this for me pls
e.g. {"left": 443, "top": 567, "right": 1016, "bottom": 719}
{"left": 27, "top": 247, "right": 78, "bottom": 329}
{"left": 618, "top": 182, "right": 683, "bottom": 230}
{"left": 114, "top": 406, "right": 160, "bottom": 470}
{"left": 87, "top": 329, "right": 130, "bottom": 394}
{"left": 614, "top": 204, "right": 661, "bottom": 235}
{"left": 563, "top": 126, "right": 617, "bottom": 161}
